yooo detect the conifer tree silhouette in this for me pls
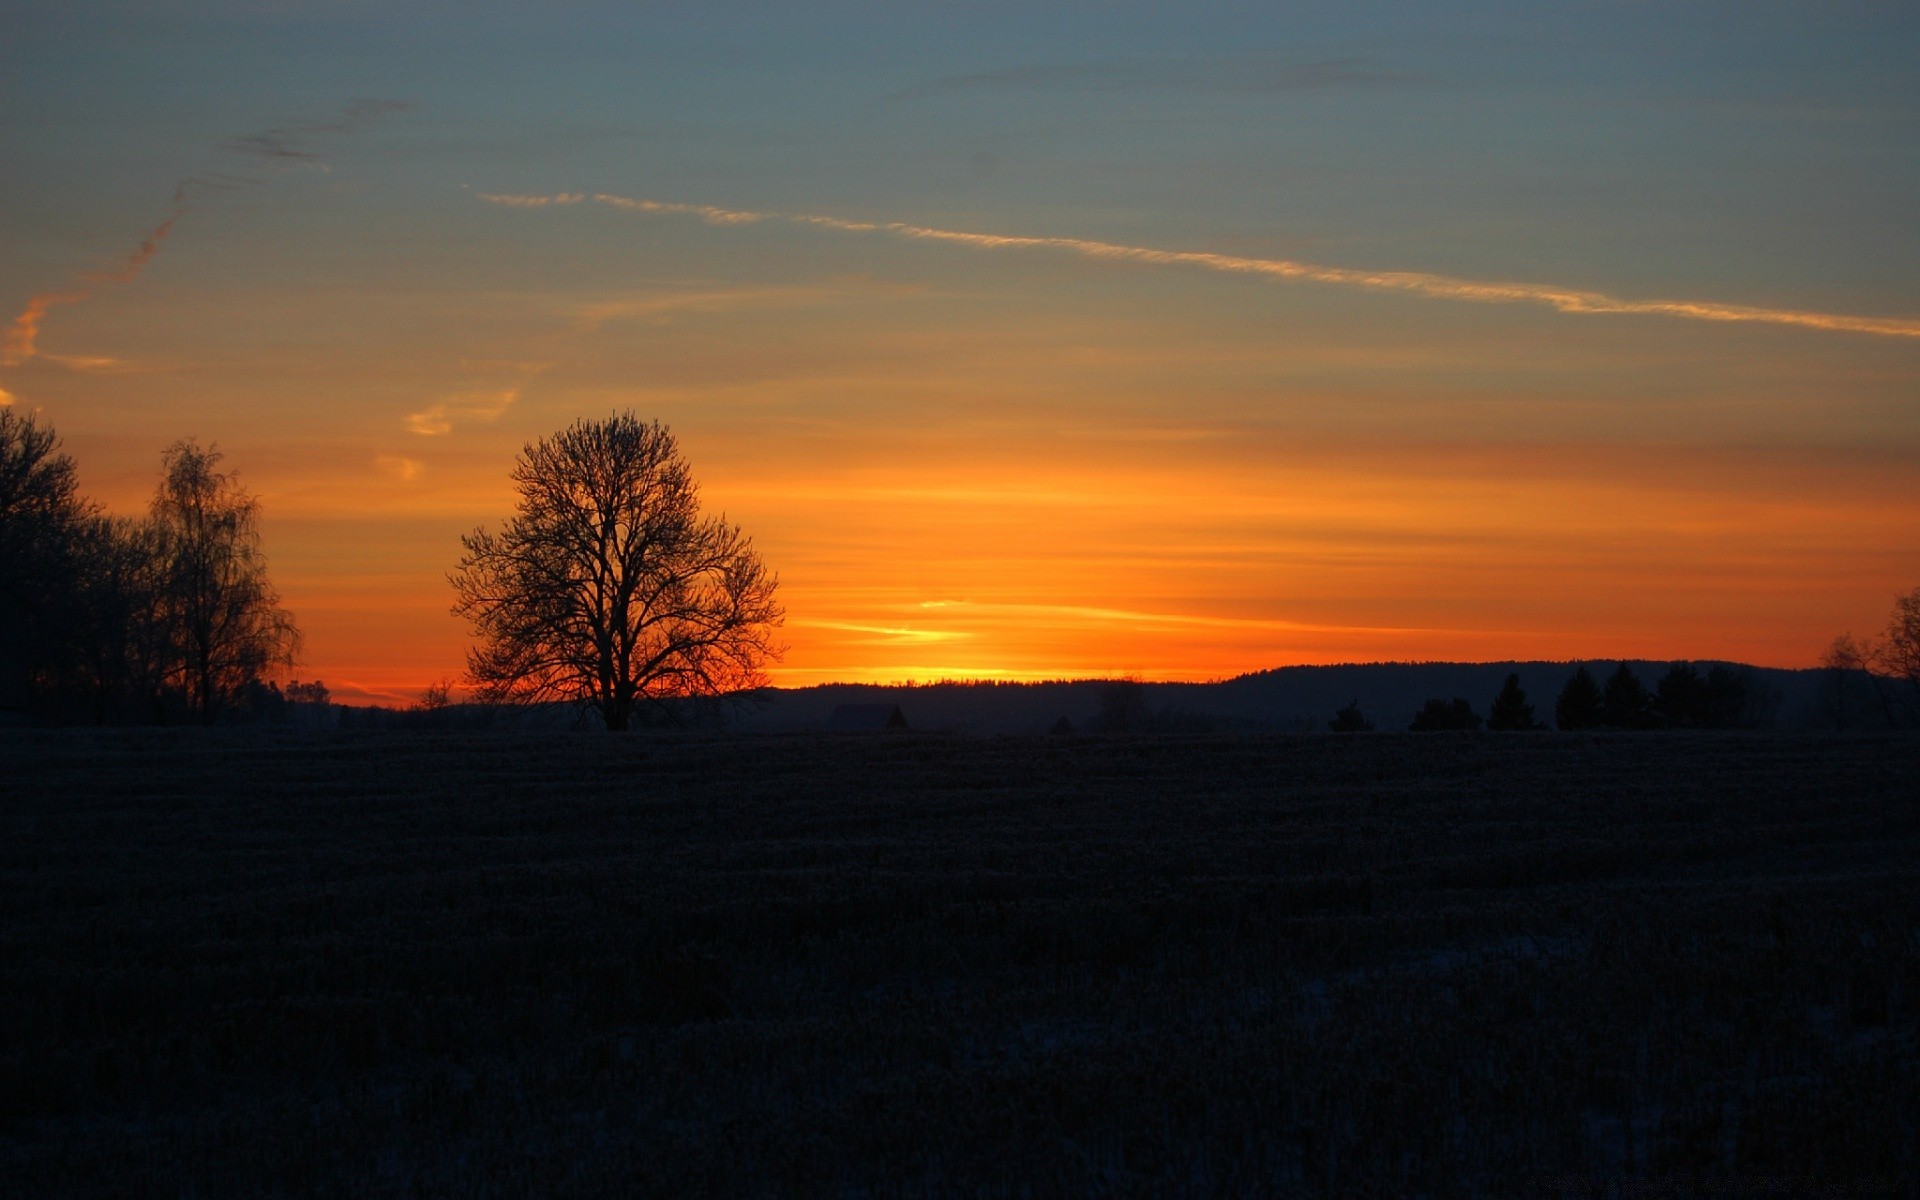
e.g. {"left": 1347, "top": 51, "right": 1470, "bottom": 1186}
{"left": 1601, "top": 664, "right": 1654, "bottom": 729}
{"left": 1487, "top": 674, "right": 1542, "bottom": 730}
{"left": 1555, "top": 666, "right": 1604, "bottom": 730}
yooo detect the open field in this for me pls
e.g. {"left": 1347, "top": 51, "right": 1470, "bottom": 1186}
{"left": 3, "top": 729, "right": 1917, "bottom": 1196}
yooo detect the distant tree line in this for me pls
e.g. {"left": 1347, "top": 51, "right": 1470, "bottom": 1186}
{"left": 1090, "top": 678, "right": 1221, "bottom": 734}
{"left": 0, "top": 411, "right": 299, "bottom": 724}
{"left": 1335, "top": 663, "right": 1779, "bottom": 733}
{"left": 1550, "top": 662, "right": 1769, "bottom": 730}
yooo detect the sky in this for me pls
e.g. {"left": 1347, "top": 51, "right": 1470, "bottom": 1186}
{"left": 3, "top": 1, "right": 1917, "bottom": 703}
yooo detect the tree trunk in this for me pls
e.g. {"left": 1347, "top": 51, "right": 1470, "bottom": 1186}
{"left": 199, "top": 658, "right": 217, "bottom": 724}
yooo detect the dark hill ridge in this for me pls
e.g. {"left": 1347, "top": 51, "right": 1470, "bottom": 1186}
{"left": 741, "top": 661, "right": 1839, "bottom": 734}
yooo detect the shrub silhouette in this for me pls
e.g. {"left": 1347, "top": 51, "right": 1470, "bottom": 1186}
{"left": 1328, "top": 700, "right": 1373, "bottom": 732}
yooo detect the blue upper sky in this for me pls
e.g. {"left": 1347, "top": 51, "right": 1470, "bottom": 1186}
{"left": 7, "top": 0, "right": 1916, "bottom": 306}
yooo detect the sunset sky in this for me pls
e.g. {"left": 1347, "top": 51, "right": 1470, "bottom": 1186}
{"left": 4, "top": 2, "right": 1917, "bottom": 703}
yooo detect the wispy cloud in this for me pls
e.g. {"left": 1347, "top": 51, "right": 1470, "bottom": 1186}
{"left": 891, "top": 56, "right": 1412, "bottom": 102}
{"left": 793, "top": 619, "right": 970, "bottom": 644}
{"left": 917, "top": 599, "right": 1437, "bottom": 636}
{"left": 407, "top": 387, "right": 523, "bottom": 436}
{"left": 35, "top": 352, "right": 154, "bottom": 374}
{"left": 480, "top": 191, "right": 1920, "bottom": 341}
{"left": 222, "top": 98, "right": 414, "bottom": 164}
{"left": 572, "top": 283, "right": 903, "bottom": 333}
{"left": 1, "top": 99, "right": 411, "bottom": 368}
{"left": 0, "top": 387, "right": 14, "bottom": 407}
{"left": 373, "top": 454, "right": 424, "bottom": 481}
{"left": 1, "top": 293, "right": 86, "bottom": 367}
{"left": 475, "top": 191, "right": 584, "bottom": 208}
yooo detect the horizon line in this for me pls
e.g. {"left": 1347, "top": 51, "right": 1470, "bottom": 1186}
{"left": 322, "top": 654, "right": 1829, "bottom": 707}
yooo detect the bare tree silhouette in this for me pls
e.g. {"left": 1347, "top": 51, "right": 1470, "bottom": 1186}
{"left": 450, "top": 414, "right": 783, "bottom": 730}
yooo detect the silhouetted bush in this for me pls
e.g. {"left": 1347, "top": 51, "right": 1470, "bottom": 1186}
{"left": 1328, "top": 699, "right": 1373, "bottom": 732}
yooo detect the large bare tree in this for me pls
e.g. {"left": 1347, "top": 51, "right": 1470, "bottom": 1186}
{"left": 450, "top": 414, "right": 783, "bottom": 730}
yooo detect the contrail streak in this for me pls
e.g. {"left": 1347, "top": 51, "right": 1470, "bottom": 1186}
{"left": 3, "top": 217, "right": 180, "bottom": 366}
{"left": 479, "top": 190, "right": 1920, "bottom": 341}
{"left": 3, "top": 100, "right": 410, "bottom": 369}
{"left": 83, "top": 215, "right": 179, "bottom": 284}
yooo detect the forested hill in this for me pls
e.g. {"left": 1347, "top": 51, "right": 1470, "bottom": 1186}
{"left": 740, "top": 661, "right": 1846, "bottom": 735}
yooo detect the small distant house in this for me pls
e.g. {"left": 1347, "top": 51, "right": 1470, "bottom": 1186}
{"left": 826, "top": 703, "right": 909, "bottom": 732}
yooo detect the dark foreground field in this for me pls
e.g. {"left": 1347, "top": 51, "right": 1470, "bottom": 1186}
{"left": 3, "top": 731, "right": 1917, "bottom": 1197}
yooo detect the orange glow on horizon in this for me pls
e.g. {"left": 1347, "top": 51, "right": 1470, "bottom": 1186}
{"left": 220, "top": 439, "right": 1920, "bottom": 704}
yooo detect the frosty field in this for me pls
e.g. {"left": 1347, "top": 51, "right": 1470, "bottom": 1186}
{"left": 3, "top": 729, "right": 1916, "bottom": 1196}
